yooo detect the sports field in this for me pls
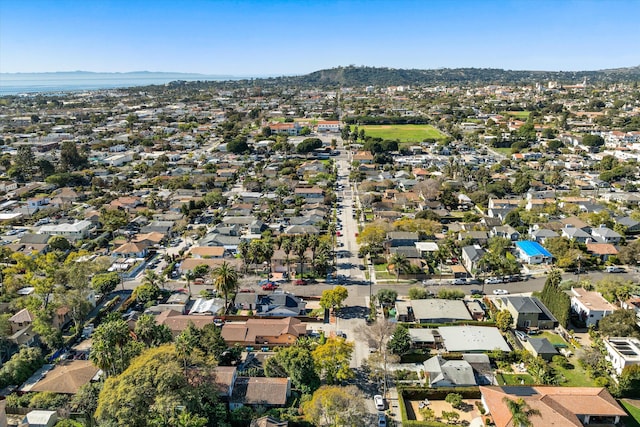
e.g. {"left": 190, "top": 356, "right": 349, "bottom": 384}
{"left": 359, "top": 124, "right": 446, "bottom": 142}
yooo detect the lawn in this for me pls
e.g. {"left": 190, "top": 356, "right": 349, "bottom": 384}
{"left": 621, "top": 400, "right": 640, "bottom": 427}
{"left": 552, "top": 360, "right": 597, "bottom": 387}
{"left": 539, "top": 331, "right": 568, "bottom": 346}
{"left": 359, "top": 124, "right": 446, "bottom": 142}
{"left": 497, "top": 372, "right": 535, "bottom": 385}
{"left": 492, "top": 147, "right": 512, "bottom": 156}
{"left": 500, "top": 111, "right": 531, "bottom": 119}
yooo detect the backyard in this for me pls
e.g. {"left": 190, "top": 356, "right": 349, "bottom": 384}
{"left": 621, "top": 400, "right": 640, "bottom": 427}
{"left": 405, "top": 398, "right": 483, "bottom": 424}
{"left": 359, "top": 124, "right": 446, "bottom": 142}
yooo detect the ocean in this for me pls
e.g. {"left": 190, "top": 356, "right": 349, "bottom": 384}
{"left": 0, "top": 72, "right": 236, "bottom": 96}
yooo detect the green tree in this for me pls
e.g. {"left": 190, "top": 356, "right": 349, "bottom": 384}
{"left": 388, "top": 253, "right": 411, "bottom": 282}
{"left": 95, "top": 345, "right": 225, "bottom": 427}
{"left": 496, "top": 309, "right": 514, "bottom": 331}
{"left": 387, "top": 324, "right": 411, "bottom": 355}
{"left": 91, "top": 271, "right": 121, "bottom": 294}
{"left": 132, "top": 282, "right": 161, "bottom": 305}
{"left": 199, "top": 323, "right": 228, "bottom": 360}
{"left": 0, "top": 347, "right": 44, "bottom": 388}
{"left": 376, "top": 288, "right": 398, "bottom": 307}
{"left": 48, "top": 235, "right": 72, "bottom": 251}
{"left": 319, "top": 286, "right": 348, "bottom": 312}
{"left": 502, "top": 397, "right": 541, "bottom": 427}
{"left": 301, "top": 385, "right": 366, "bottom": 427}
{"left": 598, "top": 309, "right": 640, "bottom": 338}
{"left": 582, "top": 134, "right": 605, "bottom": 147}
{"left": 89, "top": 318, "right": 143, "bottom": 377}
{"left": 134, "top": 313, "right": 173, "bottom": 348}
{"left": 618, "top": 364, "right": 640, "bottom": 398}
{"left": 297, "top": 137, "right": 323, "bottom": 154}
{"left": 265, "top": 344, "right": 320, "bottom": 393}
{"left": 211, "top": 261, "right": 238, "bottom": 314}
{"left": 408, "top": 286, "right": 428, "bottom": 299}
{"left": 445, "top": 392, "right": 463, "bottom": 409}
{"left": 312, "top": 337, "right": 354, "bottom": 384}
{"left": 59, "top": 140, "right": 88, "bottom": 172}
{"left": 100, "top": 208, "right": 129, "bottom": 234}
{"left": 539, "top": 268, "right": 571, "bottom": 327}
{"left": 437, "top": 288, "right": 465, "bottom": 300}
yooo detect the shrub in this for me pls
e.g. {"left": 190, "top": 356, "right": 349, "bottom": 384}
{"left": 445, "top": 393, "right": 463, "bottom": 409}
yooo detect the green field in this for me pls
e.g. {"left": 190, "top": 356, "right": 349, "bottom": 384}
{"left": 621, "top": 400, "right": 640, "bottom": 427}
{"left": 500, "top": 111, "right": 531, "bottom": 119}
{"left": 359, "top": 124, "right": 446, "bottom": 142}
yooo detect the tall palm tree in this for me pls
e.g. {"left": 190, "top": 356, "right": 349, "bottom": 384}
{"left": 293, "top": 235, "right": 309, "bottom": 278}
{"left": 260, "top": 239, "right": 274, "bottom": 280}
{"left": 184, "top": 270, "right": 195, "bottom": 296}
{"left": 237, "top": 240, "right": 250, "bottom": 273}
{"left": 388, "top": 253, "right": 411, "bottom": 282}
{"left": 307, "top": 234, "right": 320, "bottom": 261}
{"left": 502, "top": 397, "right": 541, "bottom": 427}
{"left": 281, "top": 237, "right": 293, "bottom": 278}
{"left": 212, "top": 261, "right": 238, "bottom": 314}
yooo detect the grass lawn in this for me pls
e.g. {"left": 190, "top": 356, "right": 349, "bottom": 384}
{"left": 552, "top": 360, "right": 597, "bottom": 387}
{"left": 500, "top": 111, "right": 531, "bottom": 119}
{"left": 493, "top": 147, "right": 512, "bottom": 156}
{"left": 621, "top": 400, "right": 640, "bottom": 427}
{"left": 497, "top": 372, "right": 535, "bottom": 385}
{"left": 539, "top": 331, "right": 569, "bottom": 346}
{"left": 360, "top": 124, "right": 446, "bottom": 142}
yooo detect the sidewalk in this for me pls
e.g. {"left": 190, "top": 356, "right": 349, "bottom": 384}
{"left": 387, "top": 386, "right": 403, "bottom": 426}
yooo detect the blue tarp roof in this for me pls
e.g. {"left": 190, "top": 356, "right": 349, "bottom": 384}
{"left": 515, "top": 241, "right": 552, "bottom": 258}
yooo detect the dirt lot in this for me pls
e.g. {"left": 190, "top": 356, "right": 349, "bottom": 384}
{"left": 407, "top": 398, "right": 482, "bottom": 423}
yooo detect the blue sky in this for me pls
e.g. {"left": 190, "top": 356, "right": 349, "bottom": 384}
{"left": 1, "top": 0, "right": 639, "bottom": 75}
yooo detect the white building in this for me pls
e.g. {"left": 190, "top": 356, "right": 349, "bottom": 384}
{"left": 39, "top": 220, "right": 93, "bottom": 241}
{"left": 604, "top": 337, "right": 640, "bottom": 375}
{"left": 570, "top": 287, "right": 617, "bottom": 327}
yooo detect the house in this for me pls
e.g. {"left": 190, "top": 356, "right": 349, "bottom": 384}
{"left": 461, "top": 245, "right": 486, "bottom": 275}
{"left": 112, "top": 241, "right": 148, "bottom": 258}
{"left": 458, "top": 231, "right": 489, "bottom": 245}
{"left": 214, "top": 366, "right": 238, "bottom": 398}
{"left": 353, "top": 151, "right": 374, "bottom": 164}
{"left": 188, "top": 246, "right": 225, "bottom": 258}
{"left": 316, "top": 120, "right": 340, "bottom": 132}
{"left": 22, "top": 410, "right": 58, "bottom": 427}
{"left": 604, "top": 337, "right": 640, "bottom": 375}
{"left": 462, "top": 353, "right": 494, "bottom": 385}
{"left": 154, "top": 310, "right": 215, "bottom": 336}
{"left": 395, "top": 299, "right": 472, "bottom": 323}
{"left": 188, "top": 298, "right": 226, "bottom": 315}
{"left": 524, "top": 337, "right": 559, "bottom": 360}
{"left": 408, "top": 328, "right": 441, "bottom": 349}
{"left": 490, "top": 225, "right": 520, "bottom": 241}
{"left": 293, "top": 187, "right": 324, "bottom": 201}
{"left": 616, "top": 216, "right": 640, "bottom": 234}
{"left": 530, "top": 228, "right": 559, "bottom": 244}
{"left": 269, "top": 122, "right": 300, "bottom": 136}
{"left": 229, "top": 377, "right": 290, "bottom": 409}
{"left": 423, "top": 355, "right": 476, "bottom": 387}
{"left": 570, "top": 287, "right": 617, "bottom": 327}
{"left": 250, "top": 416, "right": 288, "bottom": 427}
{"left": 437, "top": 326, "right": 511, "bottom": 353}
{"left": 514, "top": 241, "right": 552, "bottom": 264}
{"left": 586, "top": 242, "right": 619, "bottom": 261}
{"left": 496, "top": 296, "right": 558, "bottom": 330}
{"left": 386, "top": 231, "right": 419, "bottom": 249}
{"left": 256, "top": 292, "right": 306, "bottom": 317}
{"left": 28, "top": 360, "right": 100, "bottom": 394}
{"left": 590, "top": 224, "right": 622, "bottom": 244}
{"left": 38, "top": 220, "right": 93, "bottom": 241}
{"left": 562, "top": 226, "right": 592, "bottom": 243}
{"left": 221, "top": 317, "right": 307, "bottom": 347}
{"left": 479, "top": 386, "right": 626, "bottom": 427}
{"left": 9, "top": 308, "right": 35, "bottom": 334}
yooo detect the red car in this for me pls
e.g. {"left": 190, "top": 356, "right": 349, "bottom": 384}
{"left": 294, "top": 279, "right": 308, "bottom": 286}
{"left": 262, "top": 283, "right": 278, "bottom": 291}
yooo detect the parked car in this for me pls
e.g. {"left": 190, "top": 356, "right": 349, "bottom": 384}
{"left": 374, "top": 395, "right": 385, "bottom": 411}
{"left": 467, "top": 278, "right": 482, "bottom": 285}
{"left": 492, "top": 289, "right": 509, "bottom": 295}
{"left": 294, "top": 279, "right": 308, "bottom": 286}
{"left": 485, "top": 277, "right": 502, "bottom": 284}
{"left": 515, "top": 330, "right": 528, "bottom": 342}
{"left": 378, "top": 413, "right": 387, "bottom": 427}
{"left": 470, "top": 289, "right": 484, "bottom": 296}
{"left": 262, "top": 283, "right": 278, "bottom": 291}
{"left": 239, "top": 288, "right": 255, "bottom": 293}
{"left": 605, "top": 266, "right": 625, "bottom": 273}
{"left": 453, "top": 278, "right": 467, "bottom": 285}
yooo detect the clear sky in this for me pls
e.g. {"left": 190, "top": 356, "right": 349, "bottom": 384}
{"left": 1, "top": 0, "right": 639, "bottom": 75}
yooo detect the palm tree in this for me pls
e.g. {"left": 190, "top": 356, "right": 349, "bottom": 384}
{"left": 184, "top": 270, "right": 195, "bottom": 296}
{"left": 281, "top": 237, "right": 293, "bottom": 278}
{"left": 502, "top": 397, "right": 541, "bottom": 427}
{"left": 212, "top": 261, "right": 238, "bottom": 314}
{"left": 237, "top": 240, "right": 250, "bottom": 273}
{"left": 260, "top": 239, "right": 274, "bottom": 280}
{"left": 293, "top": 235, "right": 309, "bottom": 278}
{"left": 388, "top": 253, "right": 411, "bottom": 282}
{"left": 142, "top": 270, "right": 159, "bottom": 287}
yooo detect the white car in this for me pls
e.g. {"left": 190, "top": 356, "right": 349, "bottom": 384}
{"left": 515, "top": 330, "right": 528, "bottom": 341}
{"left": 485, "top": 277, "right": 502, "bottom": 284}
{"left": 374, "top": 395, "right": 385, "bottom": 411}
{"left": 493, "top": 289, "right": 509, "bottom": 295}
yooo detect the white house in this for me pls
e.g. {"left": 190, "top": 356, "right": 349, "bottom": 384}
{"left": 604, "top": 337, "right": 640, "bottom": 375}
{"left": 38, "top": 220, "right": 93, "bottom": 241}
{"left": 316, "top": 120, "right": 341, "bottom": 132}
{"left": 570, "top": 287, "right": 617, "bottom": 327}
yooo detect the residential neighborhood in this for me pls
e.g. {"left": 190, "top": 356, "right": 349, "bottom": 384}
{"left": 0, "top": 69, "right": 640, "bottom": 427}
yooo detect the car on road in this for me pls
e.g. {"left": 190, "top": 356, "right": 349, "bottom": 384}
{"left": 605, "top": 266, "right": 625, "bottom": 273}
{"left": 493, "top": 289, "right": 509, "bottom": 295}
{"left": 358, "top": 264, "right": 366, "bottom": 270}
{"left": 485, "top": 277, "right": 502, "bottom": 284}
{"left": 374, "top": 395, "right": 385, "bottom": 411}
{"left": 470, "top": 289, "right": 484, "bottom": 296}
{"left": 452, "top": 278, "right": 467, "bottom": 285}
{"left": 467, "top": 278, "right": 482, "bottom": 285}
{"left": 378, "top": 413, "right": 387, "bottom": 427}
{"left": 294, "top": 279, "right": 308, "bottom": 286}
{"left": 239, "top": 288, "right": 255, "bottom": 293}
{"left": 261, "top": 283, "right": 278, "bottom": 291}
